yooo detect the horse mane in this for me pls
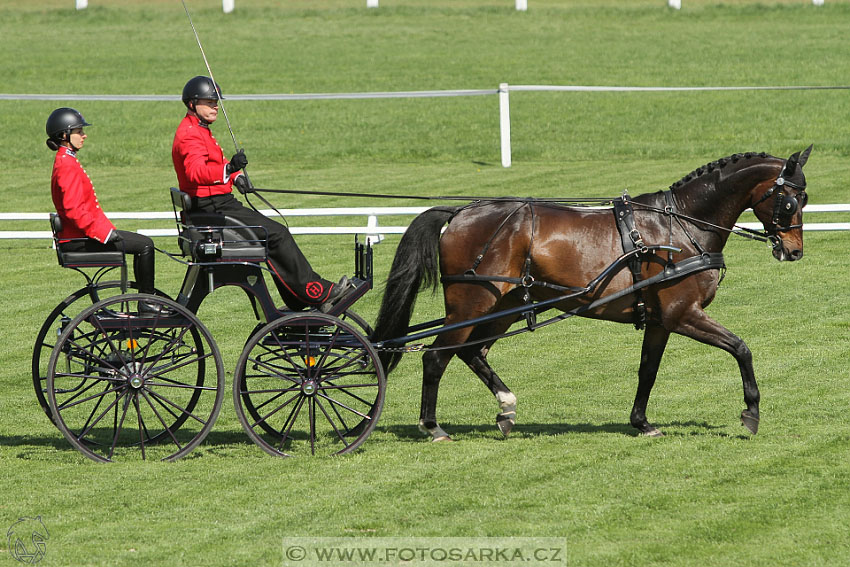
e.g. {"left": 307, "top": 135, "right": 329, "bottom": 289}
{"left": 669, "top": 152, "right": 771, "bottom": 190}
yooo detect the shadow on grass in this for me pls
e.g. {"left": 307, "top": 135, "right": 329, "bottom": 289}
{"left": 4, "top": 420, "right": 745, "bottom": 460}
{"left": 2, "top": 430, "right": 256, "bottom": 460}
{"left": 377, "top": 420, "right": 735, "bottom": 440}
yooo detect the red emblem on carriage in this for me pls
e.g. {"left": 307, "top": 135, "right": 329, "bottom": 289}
{"left": 305, "top": 281, "right": 325, "bottom": 299}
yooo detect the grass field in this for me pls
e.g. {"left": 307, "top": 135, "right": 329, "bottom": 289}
{"left": 2, "top": 1, "right": 850, "bottom": 565}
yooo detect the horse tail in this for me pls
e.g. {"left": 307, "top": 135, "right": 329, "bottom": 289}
{"left": 372, "top": 206, "right": 458, "bottom": 374}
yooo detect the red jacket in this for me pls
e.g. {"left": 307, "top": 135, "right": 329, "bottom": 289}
{"left": 51, "top": 146, "right": 115, "bottom": 243}
{"left": 172, "top": 113, "right": 240, "bottom": 198}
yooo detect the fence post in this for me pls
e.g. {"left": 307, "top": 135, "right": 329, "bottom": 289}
{"left": 516, "top": 0, "right": 528, "bottom": 11}
{"left": 223, "top": 0, "right": 234, "bottom": 13}
{"left": 76, "top": 0, "right": 88, "bottom": 9}
{"left": 499, "top": 83, "right": 512, "bottom": 168}
{"left": 668, "top": 0, "right": 681, "bottom": 9}
{"left": 813, "top": 0, "right": 824, "bottom": 5}
{"left": 367, "top": 0, "right": 379, "bottom": 7}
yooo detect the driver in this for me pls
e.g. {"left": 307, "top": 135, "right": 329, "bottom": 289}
{"left": 171, "top": 76, "right": 353, "bottom": 311}
{"left": 46, "top": 107, "right": 168, "bottom": 315}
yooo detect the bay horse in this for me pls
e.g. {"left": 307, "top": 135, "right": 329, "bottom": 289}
{"left": 372, "top": 147, "right": 812, "bottom": 440}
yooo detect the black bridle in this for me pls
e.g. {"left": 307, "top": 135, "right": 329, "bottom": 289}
{"left": 628, "top": 160, "right": 808, "bottom": 255}
{"left": 750, "top": 162, "right": 808, "bottom": 236}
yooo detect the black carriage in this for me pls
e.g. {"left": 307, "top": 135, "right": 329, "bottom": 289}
{"left": 34, "top": 189, "right": 384, "bottom": 461}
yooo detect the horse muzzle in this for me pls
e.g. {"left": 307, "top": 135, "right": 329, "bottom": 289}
{"left": 770, "top": 235, "right": 803, "bottom": 261}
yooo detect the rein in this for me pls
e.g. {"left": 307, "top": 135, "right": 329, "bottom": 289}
{"left": 249, "top": 186, "right": 616, "bottom": 205}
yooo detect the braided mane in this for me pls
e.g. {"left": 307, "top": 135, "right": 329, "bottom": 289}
{"left": 669, "top": 152, "right": 770, "bottom": 190}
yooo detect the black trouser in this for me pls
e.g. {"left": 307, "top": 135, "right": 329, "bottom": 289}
{"left": 62, "top": 231, "right": 156, "bottom": 293}
{"left": 190, "top": 193, "right": 334, "bottom": 310}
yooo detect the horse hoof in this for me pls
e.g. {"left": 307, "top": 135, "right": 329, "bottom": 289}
{"left": 642, "top": 428, "right": 665, "bottom": 438}
{"left": 419, "top": 421, "right": 452, "bottom": 442}
{"left": 496, "top": 411, "right": 516, "bottom": 437}
{"left": 741, "top": 410, "right": 759, "bottom": 435}
{"left": 431, "top": 435, "right": 453, "bottom": 442}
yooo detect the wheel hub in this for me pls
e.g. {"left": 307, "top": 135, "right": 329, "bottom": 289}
{"left": 129, "top": 374, "right": 145, "bottom": 389}
{"left": 301, "top": 380, "right": 317, "bottom": 396}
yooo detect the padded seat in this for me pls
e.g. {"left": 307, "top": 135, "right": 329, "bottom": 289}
{"left": 50, "top": 213, "right": 124, "bottom": 268}
{"left": 170, "top": 188, "right": 268, "bottom": 262}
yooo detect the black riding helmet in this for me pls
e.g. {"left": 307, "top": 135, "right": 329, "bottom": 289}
{"left": 46, "top": 107, "right": 91, "bottom": 143}
{"left": 182, "top": 76, "right": 223, "bottom": 110}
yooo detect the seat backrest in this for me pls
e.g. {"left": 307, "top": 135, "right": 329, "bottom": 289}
{"left": 49, "top": 212, "right": 62, "bottom": 237}
{"left": 170, "top": 187, "right": 191, "bottom": 222}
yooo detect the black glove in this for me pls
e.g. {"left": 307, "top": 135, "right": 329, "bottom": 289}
{"left": 233, "top": 174, "right": 254, "bottom": 194}
{"left": 226, "top": 149, "right": 248, "bottom": 175}
{"left": 106, "top": 231, "right": 123, "bottom": 244}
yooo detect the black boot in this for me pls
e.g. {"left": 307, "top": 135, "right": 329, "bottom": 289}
{"left": 134, "top": 249, "right": 173, "bottom": 316}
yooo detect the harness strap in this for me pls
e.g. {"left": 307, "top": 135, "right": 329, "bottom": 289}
{"left": 466, "top": 202, "right": 528, "bottom": 274}
{"left": 521, "top": 204, "right": 537, "bottom": 329}
{"left": 440, "top": 273, "right": 586, "bottom": 294}
{"left": 613, "top": 193, "right": 647, "bottom": 329}
{"left": 584, "top": 252, "right": 726, "bottom": 313}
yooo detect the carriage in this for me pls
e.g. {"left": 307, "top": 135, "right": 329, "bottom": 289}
{"left": 32, "top": 147, "right": 812, "bottom": 461}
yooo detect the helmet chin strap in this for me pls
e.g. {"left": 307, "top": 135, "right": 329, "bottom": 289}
{"left": 64, "top": 132, "right": 82, "bottom": 152}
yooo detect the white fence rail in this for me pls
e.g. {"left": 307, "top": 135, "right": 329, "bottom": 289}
{"left": 2, "top": 204, "right": 848, "bottom": 242}
{"left": 0, "top": 207, "right": 429, "bottom": 243}
{"left": 4, "top": 83, "right": 848, "bottom": 168}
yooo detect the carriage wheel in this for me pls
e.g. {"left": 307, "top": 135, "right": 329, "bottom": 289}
{"left": 46, "top": 294, "right": 223, "bottom": 462}
{"left": 239, "top": 309, "right": 374, "bottom": 439}
{"left": 32, "top": 282, "right": 168, "bottom": 424}
{"left": 234, "top": 312, "right": 385, "bottom": 457}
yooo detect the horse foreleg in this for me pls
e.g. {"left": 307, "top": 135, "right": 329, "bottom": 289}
{"left": 419, "top": 349, "right": 454, "bottom": 442}
{"left": 458, "top": 346, "right": 517, "bottom": 437}
{"left": 673, "top": 309, "right": 760, "bottom": 434}
{"left": 631, "top": 323, "right": 670, "bottom": 437}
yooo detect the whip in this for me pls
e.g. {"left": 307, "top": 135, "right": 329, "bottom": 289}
{"left": 179, "top": 0, "right": 264, "bottom": 197}
{"left": 180, "top": 0, "right": 241, "bottom": 154}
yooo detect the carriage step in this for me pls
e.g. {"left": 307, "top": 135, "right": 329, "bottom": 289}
{"left": 320, "top": 278, "right": 371, "bottom": 316}
{"left": 88, "top": 313, "right": 193, "bottom": 329}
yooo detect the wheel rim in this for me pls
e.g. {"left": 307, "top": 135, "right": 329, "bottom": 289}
{"left": 234, "top": 313, "right": 385, "bottom": 457}
{"left": 46, "top": 294, "right": 223, "bottom": 462}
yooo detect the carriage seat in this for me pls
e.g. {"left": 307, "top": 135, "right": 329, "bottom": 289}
{"left": 49, "top": 213, "right": 125, "bottom": 268}
{"left": 170, "top": 188, "right": 268, "bottom": 263}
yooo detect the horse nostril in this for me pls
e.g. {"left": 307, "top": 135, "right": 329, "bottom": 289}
{"left": 789, "top": 249, "right": 803, "bottom": 261}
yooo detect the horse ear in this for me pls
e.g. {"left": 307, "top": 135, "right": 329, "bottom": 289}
{"left": 785, "top": 151, "right": 800, "bottom": 173}
{"left": 798, "top": 144, "right": 813, "bottom": 168}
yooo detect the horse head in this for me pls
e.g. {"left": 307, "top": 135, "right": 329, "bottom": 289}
{"left": 749, "top": 145, "right": 812, "bottom": 261}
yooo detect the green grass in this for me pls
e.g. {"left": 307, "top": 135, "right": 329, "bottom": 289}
{"left": 2, "top": 1, "right": 850, "bottom": 565}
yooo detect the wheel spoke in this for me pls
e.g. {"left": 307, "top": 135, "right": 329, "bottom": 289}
{"left": 146, "top": 389, "right": 210, "bottom": 426}
{"left": 315, "top": 396, "right": 350, "bottom": 448}
{"left": 317, "top": 391, "right": 373, "bottom": 421}
{"left": 278, "top": 395, "right": 307, "bottom": 451}
{"left": 107, "top": 392, "right": 134, "bottom": 460}
{"left": 140, "top": 390, "right": 183, "bottom": 450}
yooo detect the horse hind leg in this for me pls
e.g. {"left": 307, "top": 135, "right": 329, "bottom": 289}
{"left": 458, "top": 346, "right": 517, "bottom": 437}
{"left": 457, "top": 308, "right": 522, "bottom": 437}
{"left": 419, "top": 349, "right": 455, "bottom": 442}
